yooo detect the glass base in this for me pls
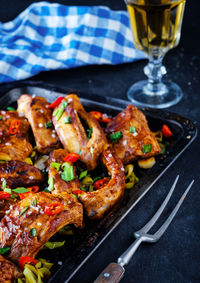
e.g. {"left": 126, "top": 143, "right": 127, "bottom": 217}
{"left": 127, "top": 80, "right": 183, "bottom": 109}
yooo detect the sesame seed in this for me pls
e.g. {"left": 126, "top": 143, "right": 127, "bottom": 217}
{"left": 40, "top": 109, "right": 44, "bottom": 113}
{"left": 5, "top": 142, "right": 11, "bottom": 146}
{"left": 1, "top": 111, "right": 5, "bottom": 115}
{"left": 38, "top": 123, "right": 43, "bottom": 128}
{"left": 45, "top": 105, "right": 49, "bottom": 108}
{"left": 32, "top": 94, "right": 36, "bottom": 98}
{"left": 29, "top": 176, "right": 34, "bottom": 179}
{"left": 68, "top": 98, "right": 72, "bottom": 102}
{"left": 52, "top": 130, "right": 56, "bottom": 133}
{"left": 58, "top": 261, "right": 63, "bottom": 265}
{"left": 52, "top": 134, "right": 56, "bottom": 138}
{"left": 37, "top": 222, "right": 42, "bottom": 226}
{"left": 108, "top": 153, "right": 112, "bottom": 158}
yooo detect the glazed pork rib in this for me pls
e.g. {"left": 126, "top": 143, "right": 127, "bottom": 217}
{"left": 0, "top": 110, "right": 33, "bottom": 161}
{"left": 79, "top": 147, "right": 125, "bottom": 219}
{"left": 0, "top": 255, "right": 22, "bottom": 282}
{"left": 0, "top": 191, "right": 83, "bottom": 263}
{"left": 17, "top": 95, "right": 60, "bottom": 154}
{"left": 48, "top": 149, "right": 80, "bottom": 194}
{"left": 106, "top": 105, "right": 161, "bottom": 164}
{"left": 52, "top": 94, "right": 107, "bottom": 170}
{"left": 0, "top": 161, "right": 43, "bottom": 188}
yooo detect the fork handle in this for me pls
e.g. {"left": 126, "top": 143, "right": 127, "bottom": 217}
{"left": 94, "top": 262, "right": 125, "bottom": 283}
{"left": 117, "top": 236, "right": 143, "bottom": 267}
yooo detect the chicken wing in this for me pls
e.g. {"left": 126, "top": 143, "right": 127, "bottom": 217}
{"left": 52, "top": 94, "right": 107, "bottom": 170}
{"left": 0, "top": 191, "right": 83, "bottom": 262}
{"left": 106, "top": 105, "right": 161, "bottom": 164}
{"left": 0, "top": 110, "right": 33, "bottom": 161}
{"left": 79, "top": 147, "right": 125, "bottom": 219}
{"left": 0, "top": 255, "right": 22, "bottom": 282}
{"left": 48, "top": 149, "right": 80, "bottom": 194}
{"left": 17, "top": 95, "right": 60, "bottom": 154}
{"left": 0, "top": 161, "right": 43, "bottom": 188}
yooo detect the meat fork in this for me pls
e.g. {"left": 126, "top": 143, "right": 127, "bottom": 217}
{"left": 94, "top": 175, "right": 194, "bottom": 283}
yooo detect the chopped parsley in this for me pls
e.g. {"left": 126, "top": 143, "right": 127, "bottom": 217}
{"left": 0, "top": 247, "right": 10, "bottom": 254}
{"left": 110, "top": 131, "right": 123, "bottom": 143}
{"left": 19, "top": 206, "right": 29, "bottom": 216}
{"left": 142, "top": 144, "right": 152, "bottom": 154}
{"left": 30, "top": 228, "right": 37, "bottom": 237}
{"left": 87, "top": 128, "right": 93, "bottom": 139}
{"left": 63, "top": 116, "right": 72, "bottom": 124}
{"left": 45, "top": 121, "right": 53, "bottom": 129}
{"left": 130, "top": 126, "right": 136, "bottom": 134}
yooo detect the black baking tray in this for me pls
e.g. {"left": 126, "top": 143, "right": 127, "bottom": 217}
{"left": 0, "top": 82, "right": 197, "bottom": 283}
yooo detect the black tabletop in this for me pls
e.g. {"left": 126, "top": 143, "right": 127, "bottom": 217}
{"left": 0, "top": 1, "right": 200, "bottom": 283}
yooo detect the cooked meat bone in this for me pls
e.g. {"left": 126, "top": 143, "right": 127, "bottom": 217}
{"left": 0, "top": 192, "right": 83, "bottom": 262}
{"left": 48, "top": 149, "right": 80, "bottom": 194}
{"left": 0, "top": 255, "right": 22, "bottom": 282}
{"left": 79, "top": 148, "right": 125, "bottom": 219}
{"left": 53, "top": 94, "right": 107, "bottom": 170}
{"left": 0, "top": 110, "right": 32, "bottom": 161}
{"left": 0, "top": 160, "right": 43, "bottom": 188}
{"left": 106, "top": 105, "right": 161, "bottom": 164}
{"left": 17, "top": 95, "right": 60, "bottom": 154}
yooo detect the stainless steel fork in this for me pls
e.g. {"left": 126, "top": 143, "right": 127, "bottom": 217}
{"left": 94, "top": 175, "right": 194, "bottom": 283}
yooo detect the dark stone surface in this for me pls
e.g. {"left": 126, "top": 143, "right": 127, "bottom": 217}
{"left": 0, "top": 0, "right": 199, "bottom": 282}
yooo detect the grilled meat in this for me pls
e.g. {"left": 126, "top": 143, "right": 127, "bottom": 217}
{"left": 0, "top": 110, "right": 32, "bottom": 161}
{"left": 106, "top": 105, "right": 161, "bottom": 164}
{"left": 17, "top": 95, "right": 60, "bottom": 154}
{"left": 79, "top": 147, "right": 125, "bottom": 219}
{"left": 48, "top": 149, "right": 80, "bottom": 194}
{"left": 52, "top": 94, "right": 107, "bottom": 170}
{"left": 0, "top": 255, "right": 22, "bottom": 282}
{"left": 0, "top": 196, "right": 18, "bottom": 219}
{"left": 0, "top": 191, "right": 83, "bottom": 262}
{"left": 0, "top": 161, "right": 43, "bottom": 188}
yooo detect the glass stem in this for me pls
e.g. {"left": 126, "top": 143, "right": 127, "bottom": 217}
{"left": 144, "top": 56, "right": 167, "bottom": 95}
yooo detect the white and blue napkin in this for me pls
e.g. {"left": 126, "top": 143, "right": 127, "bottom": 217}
{"left": 0, "top": 2, "right": 145, "bottom": 84}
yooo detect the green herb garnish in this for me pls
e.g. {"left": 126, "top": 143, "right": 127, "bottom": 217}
{"left": 19, "top": 206, "right": 29, "bottom": 216}
{"left": 130, "top": 126, "right": 136, "bottom": 134}
{"left": 93, "top": 176, "right": 101, "bottom": 182}
{"left": 0, "top": 116, "right": 3, "bottom": 120}
{"left": 6, "top": 107, "right": 16, "bottom": 111}
{"left": 12, "top": 187, "right": 29, "bottom": 194}
{"left": 142, "top": 144, "right": 152, "bottom": 154}
{"left": 54, "top": 101, "right": 68, "bottom": 121}
{"left": 0, "top": 247, "right": 10, "bottom": 254}
{"left": 63, "top": 116, "right": 72, "bottom": 124}
{"left": 31, "top": 199, "right": 37, "bottom": 206}
{"left": 30, "top": 228, "right": 37, "bottom": 237}
{"left": 45, "top": 121, "right": 53, "bottom": 129}
{"left": 2, "top": 180, "right": 6, "bottom": 189}
{"left": 61, "top": 163, "right": 75, "bottom": 182}
{"left": 44, "top": 241, "right": 65, "bottom": 250}
{"left": 47, "top": 176, "right": 54, "bottom": 191}
{"left": 87, "top": 128, "right": 93, "bottom": 139}
{"left": 79, "top": 170, "right": 88, "bottom": 180}
{"left": 110, "top": 131, "right": 123, "bottom": 143}
{"left": 51, "top": 162, "right": 61, "bottom": 171}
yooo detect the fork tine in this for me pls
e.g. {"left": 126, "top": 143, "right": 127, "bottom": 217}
{"left": 135, "top": 175, "right": 180, "bottom": 236}
{"left": 152, "top": 179, "right": 194, "bottom": 240}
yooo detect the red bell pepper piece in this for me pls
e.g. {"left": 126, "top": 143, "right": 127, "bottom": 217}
{"left": 9, "top": 120, "right": 21, "bottom": 134}
{"left": 44, "top": 202, "right": 64, "bottom": 216}
{"left": 93, "top": 178, "right": 109, "bottom": 190}
{"left": 0, "top": 191, "right": 10, "bottom": 200}
{"left": 19, "top": 256, "right": 37, "bottom": 270}
{"left": 64, "top": 152, "right": 80, "bottom": 163}
{"left": 90, "top": 111, "right": 111, "bottom": 123}
{"left": 48, "top": 97, "right": 65, "bottom": 109}
{"left": 162, "top": 124, "right": 172, "bottom": 138}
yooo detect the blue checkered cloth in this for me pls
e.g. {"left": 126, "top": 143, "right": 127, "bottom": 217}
{"left": 0, "top": 2, "right": 146, "bottom": 84}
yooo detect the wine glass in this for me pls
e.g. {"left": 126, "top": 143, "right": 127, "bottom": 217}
{"left": 125, "top": 0, "right": 186, "bottom": 108}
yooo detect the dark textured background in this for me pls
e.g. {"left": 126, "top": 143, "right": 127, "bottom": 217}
{"left": 0, "top": 1, "right": 200, "bottom": 282}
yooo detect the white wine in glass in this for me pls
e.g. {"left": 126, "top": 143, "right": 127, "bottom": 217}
{"left": 126, "top": 0, "right": 186, "bottom": 108}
